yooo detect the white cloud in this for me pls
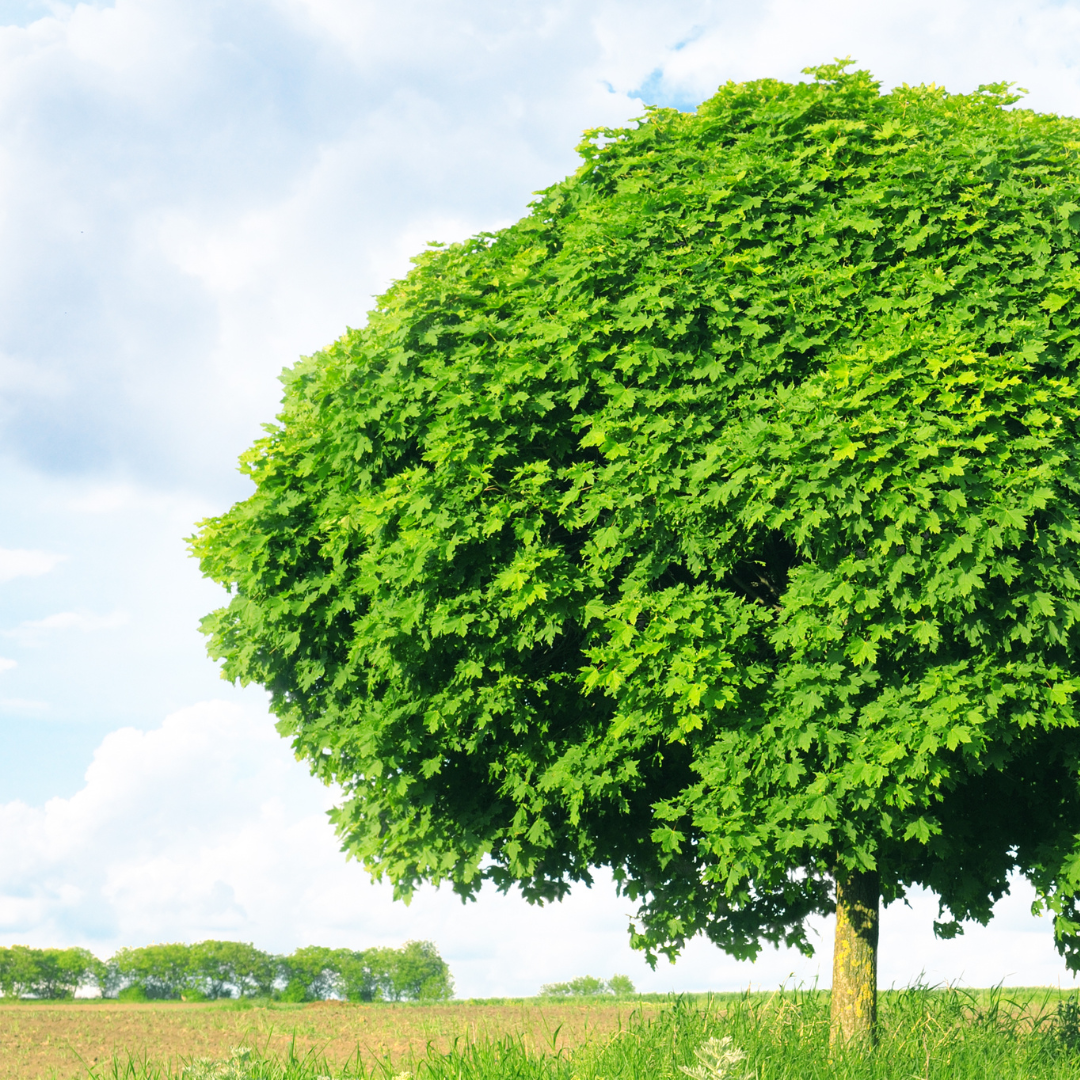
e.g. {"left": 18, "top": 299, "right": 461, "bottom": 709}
{"left": 4, "top": 608, "right": 128, "bottom": 646}
{"left": 4, "top": 0, "right": 1074, "bottom": 491}
{"left": 15, "top": 610, "right": 127, "bottom": 632}
{"left": 0, "top": 697, "right": 48, "bottom": 713}
{"left": 0, "top": 658, "right": 15, "bottom": 673}
{"left": 0, "top": 547, "right": 65, "bottom": 583}
{"left": 0, "top": 0, "right": 656, "bottom": 486}
{"left": 65, "top": 484, "right": 140, "bottom": 515}
{"left": 0, "top": 699, "right": 1070, "bottom": 996}
{"left": 630, "top": 0, "right": 1080, "bottom": 117}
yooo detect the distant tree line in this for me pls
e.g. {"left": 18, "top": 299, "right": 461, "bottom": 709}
{"left": 539, "top": 974, "right": 635, "bottom": 997}
{"left": 0, "top": 940, "right": 453, "bottom": 1002}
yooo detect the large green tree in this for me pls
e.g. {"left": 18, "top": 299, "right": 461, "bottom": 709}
{"left": 192, "top": 62, "right": 1080, "bottom": 1041}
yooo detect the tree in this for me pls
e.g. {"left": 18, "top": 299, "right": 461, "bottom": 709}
{"left": 0, "top": 946, "right": 102, "bottom": 998}
{"left": 336, "top": 948, "right": 383, "bottom": 1002}
{"left": 191, "top": 61, "right": 1080, "bottom": 1043}
{"left": 35, "top": 948, "right": 102, "bottom": 999}
{"left": 110, "top": 943, "right": 195, "bottom": 1000}
{"left": 388, "top": 940, "right": 454, "bottom": 1001}
{"left": 278, "top": 946, "right": 347, "bottom": 1001}
{"left": 277, "top": 942, "right": 453, "bottom": 1001}
{"left": 189, "top": 940, "right": 276, "bottom": 999}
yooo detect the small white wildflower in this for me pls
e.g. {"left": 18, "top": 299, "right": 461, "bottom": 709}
{"left": 679, "top": 1036, "right": 747, "bottom": 1080}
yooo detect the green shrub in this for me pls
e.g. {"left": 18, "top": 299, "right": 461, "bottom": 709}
{"left": 278, "top": 978, "right": 310, "bottom": 1003}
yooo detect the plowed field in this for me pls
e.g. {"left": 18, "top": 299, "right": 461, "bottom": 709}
{"left": 0, "top": 999, "right": 654, "bottom": 1079}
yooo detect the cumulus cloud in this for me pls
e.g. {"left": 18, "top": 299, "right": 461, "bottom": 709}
{"left": 0, "top": 700, "right": 692, "bottom": 993}
{"left": 0, "top": 547, "right": 65, "bottom": 583}
{"left": 0, "top": 0, "right": 659, "bottom": 490}
{"left": 0, "top": 700, "right": 1069, "bottom": 995}
{"left": 623, "top": 0, "right": 1080, "bottom": 115}
{"left": 2, "top": 0, "right": 1078, "bottom": 496}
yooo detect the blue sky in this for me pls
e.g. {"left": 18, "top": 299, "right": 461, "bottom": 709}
{"left": 3, "top": 0, "right": 1080, "bottom": 996}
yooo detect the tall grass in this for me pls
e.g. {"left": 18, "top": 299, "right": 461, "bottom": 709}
{"left": 84, "top": 987, "right": 1080, "bottom": 1080}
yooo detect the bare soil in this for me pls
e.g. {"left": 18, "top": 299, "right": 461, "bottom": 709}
{"left": 0, "top": 998, "right": 653, "bottom": 1079}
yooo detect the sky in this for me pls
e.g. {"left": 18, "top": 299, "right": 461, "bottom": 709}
{"left": 2, "top": 0, "right": 1080, "bottom": 998}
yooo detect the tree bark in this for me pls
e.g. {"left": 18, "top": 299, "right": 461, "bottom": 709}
{"left": 830, "top": 867, "right": 879, "bottom": 1045}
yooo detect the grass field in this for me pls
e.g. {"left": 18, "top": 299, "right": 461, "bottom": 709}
{"left": 4, "top": 987, "right": 1080, "bottom": 1079}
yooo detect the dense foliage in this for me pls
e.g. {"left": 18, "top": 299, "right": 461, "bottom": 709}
{"left": 193, "top": 61, "right": 1080, "bottom": 968}
{"left": 0, "top": 940, "right": 452, "bottom": 1001}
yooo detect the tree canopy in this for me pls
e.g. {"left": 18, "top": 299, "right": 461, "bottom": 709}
{"left": 192, "top": 61, "right": 1080, "bottom": 1000}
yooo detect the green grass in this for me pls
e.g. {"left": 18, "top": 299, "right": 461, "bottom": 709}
{"left": 84, "top": 987, "right": 1080, "bottom": 1080}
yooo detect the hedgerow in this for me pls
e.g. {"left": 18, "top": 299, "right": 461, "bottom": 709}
{"left": 0, "top": 938, "right": 452, "bottom": 1001}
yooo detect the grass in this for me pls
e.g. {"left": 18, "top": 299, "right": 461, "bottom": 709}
{"left": 9, "top": 987, "right": 1080, "bottom": 1079}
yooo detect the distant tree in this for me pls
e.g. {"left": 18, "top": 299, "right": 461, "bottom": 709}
{"left": 539, "top": 974, "right": 634, "bottom": 996}
{"left": 0, "top": 940, "right": 453, "bottom": 1003}
{"left": 278, "top": 946, "right": 346, "bottom": 1001}
{"left": 388, "top": 940, "right": 454, "bottom": 1001}
{"left": 0, "top": 946, "right": 47, "bottom": 998}
{"left": 0, "top": 946, "right": 101, "bottom": 999}
{"left": 606, "top": 974, "right": 636, "bottom": 996}
{"left": 36, "top": 948, "right": 103, "bottom": 999}
{"left": 278, "top": 941, "right": 453, "bottom": 1002}
{"left": 189, "top": 940, "right": 275, "bottom": 999}
{"left": 540, "top": 975, "right": 606, "bottom": 997}
{"left": 338, "top": 947, "right": 389, "bottom": 1002}
{"left": 109, "top": 943, "right": 195, "bottom": 1000}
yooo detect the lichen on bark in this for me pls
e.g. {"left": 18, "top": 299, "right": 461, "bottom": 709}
{"left": 831, "top": 869, "right": 880, "bottom": 1044}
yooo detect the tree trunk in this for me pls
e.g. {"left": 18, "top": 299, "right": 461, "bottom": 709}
{"left": 830, "top": 867, "right": 879, "bottom": 1046}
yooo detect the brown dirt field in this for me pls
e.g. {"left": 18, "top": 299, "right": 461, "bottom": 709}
{"left": 0, "top": 999, "right": 657, "bottom": 1079}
